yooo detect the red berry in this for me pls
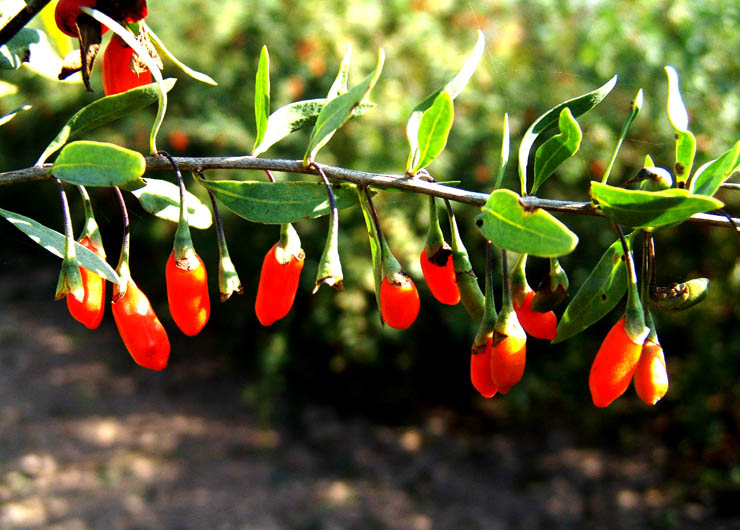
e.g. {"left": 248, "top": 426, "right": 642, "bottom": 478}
{"left": 54, "top": 0, "right": 102, "bottom": 38}
{"left": 490, "top": 321, "right": 527, "bottom": 394}
{"left": 514, "top": 289, "right": 557, "bottom": 340}
{"left": 470, "top": 338, "right": 497, "bottom": 398}
{"left": 420, "top": 247, "right": 460, "bottom": 305}
{"left": 102, "top": 35, "right": 152, "bottom": 96}
{"left": 166, "top": 250, "right": 210, "bottom": 336}
{"left": 66, "top": 236, "right": 106, "bottom": 329}
{"left": 255, "top": 242, "right": 305, "bottom": 326}
{"left": 380, "top": 274, "right": 420, "bottom": 330}
{"left": 112, "top": 278, "right": 170, "bottom": 370}
{"left": 589, "top": 317, "right": 644, "bottom": 407}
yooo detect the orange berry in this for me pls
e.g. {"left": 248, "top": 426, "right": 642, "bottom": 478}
{"left": 380, "top": 274, "right": 420, "bottom": 329}
{"left": 589, "top": 317, "right": 644, "bottom": 407}
{"left": 420, "top": 248, "right": 460, "bottom": 305}
{"left": 102, "top": 35, "right": 152, "bottom": 96}
{"left": 66, "top": 236, "right": 106, "bottom": 329}
{"left": 166, "top": 250, "right": 210, "bottom": 336}
{"left": 112, "top": 278, "right": 170, "bottom": 371}
{"left": 255, "top": 242, "right": 305, "bottom": 326}
{"left": 514, "top": 289, "right": 557, "bottom": 340}
{"left": 633, "top": 339, "right": 668, "bottom": 405}
{"left": 490, "top": 322, "right": 527, "bottom": 394}
{"left": 470, "top": 338, "right": 498, "bottom": 398}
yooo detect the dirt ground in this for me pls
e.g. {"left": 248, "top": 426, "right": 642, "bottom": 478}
{"left": 0, "top": 265, "right": 737, "bottom": 530}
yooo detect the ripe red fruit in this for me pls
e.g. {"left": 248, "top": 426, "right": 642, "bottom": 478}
{"left": 490, "top": 321, "right": 527, "bottom": 394}
{"left": 514, "top": 289, "right": 557, "bottom": 340}
{"left": 255, "top": 242, "right": 305, "bottom": 326}
{"left": 380, "top": 274, "right": 420, "bottom": 329}
{"left": 589, "top": 317, "right": 644, "bottom": 407}
{"left": 420, "top": 247, "right": 460, "bottom": 305}
{"left": 470, "top": 338, "right": 498, "bottom": 398}
{"left": 102, "top": 35, "right": 152, "bottom": 96}
{"left": 112, "top": 278, "right": 170, "bottom": 370}
{"left": 54, "top": 0, "right": 101, "bottom": 38}
{"left": 66, "top": 236, "right": 106, "bottom": 329}
{"left": 166, "top": 250, "right": 210, "bottom": 336}
{"left": 633, "top": 339, "right": 668, "bottom": 405}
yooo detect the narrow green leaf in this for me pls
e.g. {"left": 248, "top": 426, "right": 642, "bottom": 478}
{"left": 195, "top": 178, "right": 361, "bottom": 224}
{"left": 689, "top": 141, "right": 740, "bottom": 196}
{"left": 475, "top": 189, "right": 578, "bottom": 257}
{"left": 145, "top": 22, "right": 217, "bottom": 85}
{"left": 303, "top": 49, "right": 384, "bottom": 165}
{"left": 0, "top": 103, "right": 31, "bottom": 126}
{"left": 553, "top": 238, "right": 630, "bottom": 343}
{"left": 0, "top": 207, "right": 120, "bottom": 284}
{"left": 601, "top": 88, "right": 643, "bottom": 185}
{"left": 36, "top": 78, "right": 177, "bottom": 165}
{"left": 406, "top": 30, "right": 485, "bottom": 171}
{"left": 52, "top": 141, "right": 146, "bottom": 190}
{"left": 665, "top": 66, "right": 696, "bottom": 183}
{"left": 519, "top": 75, "right": 617, "bottom": 195}
{"left": 251, "top": 98, "right": 374, "bottom": 157}
{"left": 327, "top": 44, "right": 352, "bottom": 100}
{"left": 591, "top": 181, "right": 723, "bottom": 229}
{"left": 132, "top": 178, "right": 213, "bottom": 229}
{"left": 252, "top": 46, "right": 270, "bottom": 153}
{"left": 412, "top": 90, "right": 454, "bottom": 173}
{"left": 532, "top": 107, "right": 582, "bottom": 194}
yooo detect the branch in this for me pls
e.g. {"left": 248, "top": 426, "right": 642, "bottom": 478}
{"left": 0, "top": 0, "right": 52, "bottom": 46}
{"left": 1, "top": 155, "right": 738, "bottom": 230}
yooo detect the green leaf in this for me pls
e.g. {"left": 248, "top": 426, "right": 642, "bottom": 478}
{"left": 357, "top": 187, "right": 383, "bottom": 319}
{"left": 553, "top": 238, "right": 630, "bottom": 343}
{"left": 406, "top": 30, "right": 484, "bottom": 171}
{"left": 303, "top": 49, "right": 384, "bottom": 165}
{"left": 195, "top": 178, "right": 361, "bottom": 224}
{"left": 411, "top": 90, "right": 454, "bottom": 173}
{"left": 475, "top": 189, "right": 578, "bottom": 257}
{"left": 590, "top": 181, "right": 723, "bottom": 229}
{"left": 251, "top": 98, "right": 374, "bottom": 157}
{"left": 0, "top": 28, "right": 56, "bottom": 72}
{"left": 145, "top": 23, "right": 217, "bottom": 85}
{"left": 532, "top": 107, "right": 582, "bottom": 194}
{"left": 132, "top": 178, "right": 213, "bottom": 229}
{"left": 689, "top": 141, "right": 740, "bottom": 196}
{"left": 252, "top": 46, "right": 270, "bottom": 154}
{"left": 327, "top": 44, "right": 352, "bottom": 100}
{"left": 0, "top": 207, "right": 120, "bottom": 284}
{"left": 0, "top": 103, "right": 31, "bottom": 126}
{"left": 36, "top": 78, "right": 177, "bottom": 165}
{"left": 52, "top": 141, "right": 146, "bottom": 190}
{"left": 665, "top": 66, "right": 696, "bottom": 183}
{"left": 519, "top": 75, "right": 617, "bottom": 195}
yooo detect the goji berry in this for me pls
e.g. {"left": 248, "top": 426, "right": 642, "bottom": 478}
{"left": 490, "top": 319, "right": 527, "bottom": 394}
{"left": 112, "top": 278, "right": 170, "bottom": 370}
{"left": 420, "top": 247, "right": 460, "bottom": 305}
{"left": 380, "top": 274, "right": 420, "bottom": 330}
{"left": 514, "top": 289, "right": 557, "bottom": 341}
{"left": 589, "top": 317, "right": 644, "bottom": 407}
{"left": 54, "top": 0, "right": 101, "bottom": 38}
{"left": 470, "top": 337, "right": 497, "bottom": 398}
{"left": 633, "top": 338, "right": 668, "bottom": 405}
{"left": 255, "top": 242, "right": 305, "bottom": 326}
{"left": 66, "top": 236, "right": 106, "bottom": 329}
{"left": 166, "top": 250, "right": 210, "bottom": 336}
{"left": 102, "top": 35, "right": 152, "bottom": 96}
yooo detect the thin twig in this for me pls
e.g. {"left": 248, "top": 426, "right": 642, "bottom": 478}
{"left": 0, "top": 0, "right": 51, "bottom": 46}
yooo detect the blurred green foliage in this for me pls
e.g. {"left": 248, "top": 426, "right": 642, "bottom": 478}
{"left": 1, "top": 0, "right": 739, "bottom": 508}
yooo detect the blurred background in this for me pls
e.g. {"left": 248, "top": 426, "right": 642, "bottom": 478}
{"left": 1, "top": 0, "right": 739, "bottom": 528}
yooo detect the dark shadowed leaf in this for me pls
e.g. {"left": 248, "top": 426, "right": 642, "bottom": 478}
{"left": 132, "top": 178, "right": 212, "bottom": 229}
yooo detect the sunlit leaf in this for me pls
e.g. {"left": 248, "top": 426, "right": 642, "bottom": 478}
{"left": 252, "top": 46, "right": 270, "bottom": 154}
{"left": 145, "top": 22, "right": 217, "bottom": 85}
{"left": 0, "top": 207, "right": 120, "bottom": 284}
{"left": 590, "top": 181, "right": 723, "bottom": 229}
{"left": 411, "top": 90, "right": 454, "bottom": 173}
{"left": 0, "top": 103, "right": 31, "bottom": 126}
{"left": 475, "top": 189, "right": 578, "bottom": 257}
{"left": 665, "top": 66, "right": 696, "bottom": 184}
{"left": 689, "top": 141, "right": 740, "bottom": 197}
{"left": 132, "top": 178, "right": 213, "bottom": 229}
{"left": 36, "top": 78, "right": 177, "bottom": 165}
{"left": 52, "top": 141, "right": 146, "bottom": 190}
{"left": 195, "top": 177, "right": 361, "bottom": 224}
{"left": 553, "top": 238, "right": 630, "bottom": 343}
{"left": 532, "top": 107, "right": 582, "bottom": 194}
{"left": 519, "top": 75, "right": 617, "bottom": 194}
